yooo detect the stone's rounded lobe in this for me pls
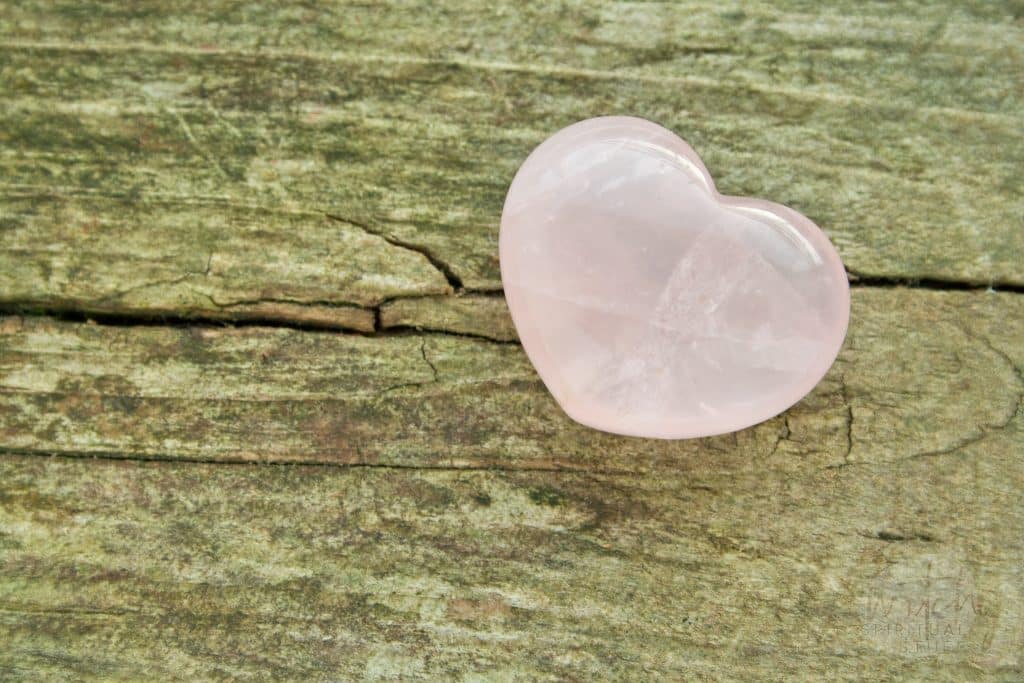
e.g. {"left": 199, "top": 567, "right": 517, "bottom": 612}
{"left": 499, "top": 116, "right": 850, "bottom": 439}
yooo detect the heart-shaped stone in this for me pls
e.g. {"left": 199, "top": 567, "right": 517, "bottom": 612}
{"left": 500, "top": 116, "right": 849, "bottom": 439}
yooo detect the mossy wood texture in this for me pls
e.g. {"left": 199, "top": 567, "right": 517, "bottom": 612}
{"left": 1, "top": 1, "right": 1023, "bottom": 680}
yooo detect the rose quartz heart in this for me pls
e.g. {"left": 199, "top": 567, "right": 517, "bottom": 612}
{"left": 500, "top": 116, "right": 850, "bottom": 439}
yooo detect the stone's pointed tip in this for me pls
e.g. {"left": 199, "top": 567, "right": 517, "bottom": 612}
{"left": 500, "top": 116, "right": 850, "bottom": 440}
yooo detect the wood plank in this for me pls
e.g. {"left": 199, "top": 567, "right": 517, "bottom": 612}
{"left": 2, "top": 3, "right": 1023, "bottom": 678}
{"left": 2, "top": 289, "right": 1021, "bottom": 475}
{"left": 1, "top": 422, "right": 1022, "bottom": 678}
{"left": 1, "top": 1, "right": 1021, "bottom": 331}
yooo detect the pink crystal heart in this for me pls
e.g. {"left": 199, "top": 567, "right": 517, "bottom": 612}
{"left": 500, "top": 116, "right": 850, "bottom": 439}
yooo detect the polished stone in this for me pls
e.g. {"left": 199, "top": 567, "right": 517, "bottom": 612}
{"left": 500, "top": 116, "right": 850, "bottom": 439}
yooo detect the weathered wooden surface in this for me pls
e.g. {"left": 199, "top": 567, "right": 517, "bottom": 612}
{"left": 2, "top": 434, "right": 1022, "bottom": 681}
{"left": 2, "top": 0, "right": 1023, "bottom": 330}
{"left": 2, "top": 1, "right": 1024, "bottom": 680}
{"left": 1, "top": 289, "right": 1022, "bottom": 473}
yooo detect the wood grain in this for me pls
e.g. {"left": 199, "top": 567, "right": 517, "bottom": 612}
{"left": 1, "top": 289, "right": 1023, "bottom": 678}
{"left": 0, "top": 289, "right": 1020, "bottom": 473}
{"left": 1, "top": 415, "right": 1022, "bottom": 679}
{"left": 2, "top": 1, "right": 1023, "bottom": 679}
{"left": 2, "top": 1, "right": 1023, "bottom": 331}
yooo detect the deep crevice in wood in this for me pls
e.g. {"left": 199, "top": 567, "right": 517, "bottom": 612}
{"left": 0, "top": 447, "right": 635, "bottom": 476}
{"left": 3, "top": 269, "right": 1022, "bottom": 343}
{"left": 846, "top": 270, "right": 1024, "bottom": 293}
{"left": 0, "top": 303, "right": 377, "bottom": 336}
{"left": 0, "top": 304, "right": 522, "bottom": 343}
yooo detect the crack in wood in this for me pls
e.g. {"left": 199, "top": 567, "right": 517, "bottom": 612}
{"left": 845, "top": 270, "right": 1024, "bottom": 294}
{"left": 3, "top": 274, "right": 1021, "bottom": 341}
{"left": 325, "top": 212, "right": 463, "bottom": 292}
{"left": 0, "top": 447, "right": 637, "bottom": 476}
{"left": 0, "top": 303, "right": 379, "bottom": 336}
{"left": 858, "top": 529, "right": 937, "bottom": 543}
{"left": 904, "top": 323, "right": 1023, "bottom": 462}
{"left": 382, "top": 338, "right": 441, "bottom": 393}
{"left": 766, "top": 416, "right": 791, "bottom": 459}
{"left": 0, "top": 605, "right": 142, "bottom": 618}
{"left": 840, "top": 373, "right": 855, "bottom": 466}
